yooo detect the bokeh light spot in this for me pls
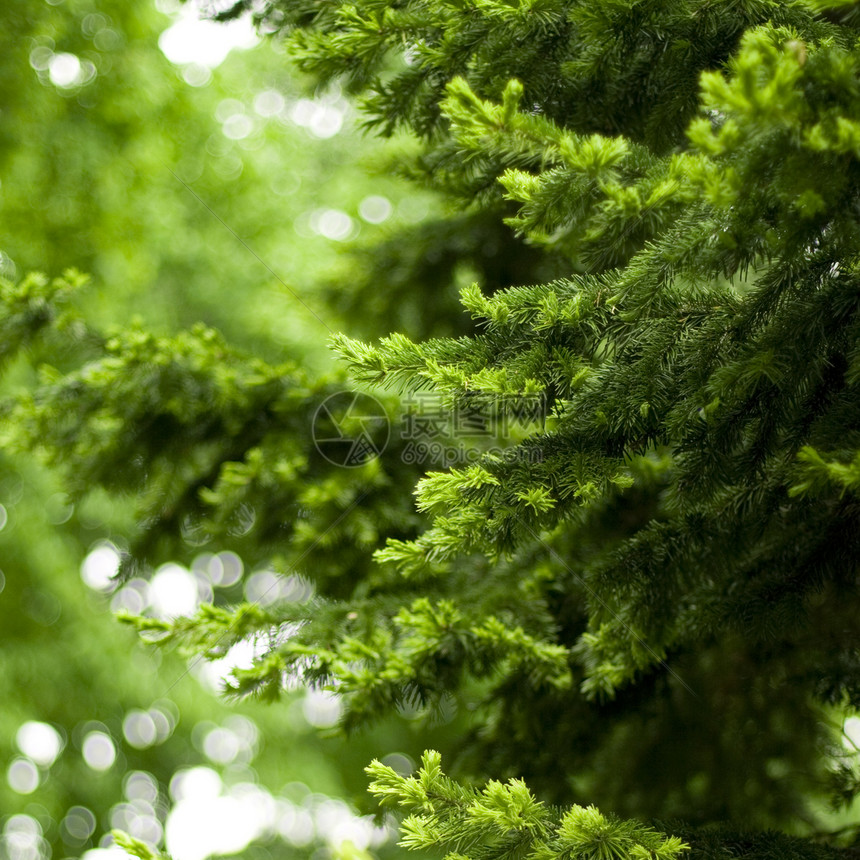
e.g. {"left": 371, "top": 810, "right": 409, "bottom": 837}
{"left": 198, "top": 551, "right": 243, "bottom": 587}
{"left": 202, "top": 727, "right": 240, "bottom": 765}
{"left": 182, "top": 63, "right": 212, "bottom": 87}
{"left": 81, "top": 847, "right": 127, "bottom": 860}
{"left": 150, "top": 704, "right": 177, "bottom": 742}
{"left": 62, "top": 806, "right": 97, "bottom": 843}
{"left": 277, "top": 803, "right": 314, "bottom": 846}
{"left": 16, "top": 721, "right": 63, "bottom": 767}
{"left": 192, "top": 637, "right": 256, "bottom": 693}
{"left": 170, "top": 766, "right": 222, "bottom": 803}
{"left": 81, "top": 543, "right": 120, "bottom": 591}
{"left": 302, "top": 689, "right": 342, "bottom": 728}
{"left": 149, "top": 563, "right": 199, "bottom": 618}
{"left": 29, "top": 47, "right": 54, "bottom": 72}
{"left": 222, "top": 114, "right": 254, "bottom": 140}
{"left": 111, "top": 581, "right": 148, "bottom": 614}
{"left": 381, "top": 752, "right": 415, "bottom": 776}
{"left": 159, "top": 11, "right": 257, "bottom": 68}
{"left": 254, "top": 89, "right": 285, "bottom": 117}
{"left": 110, "top": 800, "right": 163, "bottom": 845}
{"left": 48, "top": 53, "right": 82, "bottom": 87}
{"left": 82, "top": 13, "right": 108, "bottom": 36}
{"left": 7, "top": 758, "right": 39, "bottom": 794}
{"left": 225, "top": 715, "right": 258, "bottom": 753}
{"left": 0, "top": 251, "right": 17, "bottom": 280}
{"left": 123, "top": 710, "right": 158, "bottom": 749}
{"left": 93, "top": 28, "right": 122, "bottom": 52}
{"left": 310, "top": 209, "right": 354, "bottom": 242}
{"left": 844, "top": 715, "right": 860, "bottom": 750}
{"left": 124, "top": 770, "right": 159, "bottom": 804}
{"left": 3, "top": 815, "right": 46, "bottom": 860}
{"left": 166, "top": 782, "right": 278, "bottom": 860}
{"left": 397, "top": 195, "right": 431, "bottom": 223}
{"left": 243, "top": 570, "right": 279, "bottom": 606}
{"left": 82, "top": 731, "right": 116, "bottom": 771}
{"left": 46, "top": 492, "right": 74, "bottom": 524}
{"left": 290, "top": 99, "right": 345, "bottom": 139}
{"left": 359, "top": 196, "right": 392, "bottom": 224}
{"left": 245, "top": 570, "right": 312, "bottom": 606}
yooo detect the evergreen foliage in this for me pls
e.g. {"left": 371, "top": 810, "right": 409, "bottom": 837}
{"left": 5, "top": 0, "right": 860, "bottom": 858}
{"left": 367, "top": 751, "right": 688, "bottom": 860}
{"left": 0, "top": 3, "right": 419, "bottom": 856}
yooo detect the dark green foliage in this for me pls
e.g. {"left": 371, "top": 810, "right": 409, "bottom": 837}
{"left": 2, "top": 301, "right": 426, "bottom": 595}
{"left": 324, "top": 209, "right": 569, "bottom": 339}
{"left": 5, "top": 0, "right": 860, "bottom": 859}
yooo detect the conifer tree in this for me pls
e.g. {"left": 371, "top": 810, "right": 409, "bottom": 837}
{"left": 5, "top": 1, "right": 860, "bottom": 859}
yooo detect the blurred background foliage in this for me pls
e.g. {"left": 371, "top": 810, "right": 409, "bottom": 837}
{"left": 1, "top": 0, "right": 408, "bottom": 359}
{"left": 0, "top": 2, "right": 459, "bottom": 859}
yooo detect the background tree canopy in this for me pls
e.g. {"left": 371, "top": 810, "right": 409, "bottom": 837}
{"left": 4, "top": 1, "right": 860, "bottom": 860}
{"left": 0, "top": 2, "right": 442, "bottom": 859}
